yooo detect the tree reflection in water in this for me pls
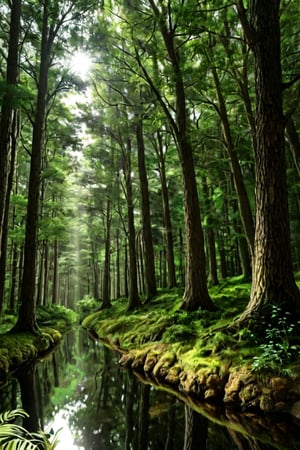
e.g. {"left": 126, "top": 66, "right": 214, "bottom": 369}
{"left": 0, "top": 328, "right": 300, "bottom": 449}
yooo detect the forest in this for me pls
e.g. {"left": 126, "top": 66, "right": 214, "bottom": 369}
{"left": 0, "top": 0, "right": 300, "bottom": 328}
{"left": 1, "top": 0, "right": 300, "bottom": 398}
{"left": 1, "top": 0, "right": 300, "bottom": 447}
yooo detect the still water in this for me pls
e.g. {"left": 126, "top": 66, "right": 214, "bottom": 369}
{"left": 1, "top": 328, "right": 300, "bottom": 449}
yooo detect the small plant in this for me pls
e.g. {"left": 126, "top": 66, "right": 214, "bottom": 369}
{"left": 0, "top": 408, "right": 60, "bottom": 449}
{"left": 251, "top": 305, "right": 300, "bottom": 373}
{"left": 77, "top": 295, "right": 100, "bottom": 314}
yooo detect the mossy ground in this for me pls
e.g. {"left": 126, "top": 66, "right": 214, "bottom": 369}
{"left": 0, "top": 304, "right": 78, "bottom": 383}
{"left": 82, "top": 274, "right": 300, "bottom": 378}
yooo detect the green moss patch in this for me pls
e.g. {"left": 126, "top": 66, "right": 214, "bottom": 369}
{"left": 0, "top": 304, "right": 77, "bottom": 383}
{"left": 0, "top": 328, "right": 62, "bottom": 383}
{"left": 82, "top": 279, "right": 300, "bottom": 379}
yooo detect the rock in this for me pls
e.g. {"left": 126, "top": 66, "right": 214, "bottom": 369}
{"left": 239, "top": 383, "right": 261, "bottom": 408}
{"left": 131, "top": 350, "right": 148, "bottom": 371}
{"left": 204, "top": 388, "right": 221, "bottom": 401}
{"left": 224, "top": 369, "right": 256, "bottom": 407}
{"left": 152, "top": 352, "right": 177, "bottom": 380}
{"left": 259, "top": 391, "right": 274, "bottom": 412}
{"left": 144, "top": 352, "right": 159, "bottom": 373}
{"left": 119, "top": 353, "right": 134, "bottom": 368}
{"left": 269, "top": 377, "right": 291, "bottom": 402}
{"left": 274, "top": 401, "right": 288, "bottom": 412}
{"left": 288, "top": 400, "right": 300, "bottom": 420}
{"left": 164, "top": 364, "right": 182, "bottom": 386}
{"left": 179, "top": 371, "right": 205, "bottom": 398}
{"left": 206, "top": 374, "right": 221, "bottom": 388}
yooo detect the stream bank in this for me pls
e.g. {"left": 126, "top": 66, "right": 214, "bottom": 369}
{"left": 81, "top": 283, "right": 300, "bottom": 425}
{"left": 0, "top": 328, "right": 62, "bottom": 384}
{"left": 0, "top": 304, "right": 77, "bottom": 385}
{"left": 87, "top": 333, "right": 300, "bottom": 422}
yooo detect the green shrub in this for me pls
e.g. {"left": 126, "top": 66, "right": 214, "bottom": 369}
{"left": 250, "top": 305, "right": 300, "bottom": 373}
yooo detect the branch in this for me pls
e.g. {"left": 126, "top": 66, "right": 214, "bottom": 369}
{"left": 133, "top": 45, "right": 178, "bottom": 136}
{"left": 235, "top": 0, "right": 256, "bottom": 47}
{"left": 282, "top": 73, "right": 300, "bottom": 90}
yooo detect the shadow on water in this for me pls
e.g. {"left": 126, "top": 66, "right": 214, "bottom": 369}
{"left": 0, "top": 327, "right": 300, "bottom": 449}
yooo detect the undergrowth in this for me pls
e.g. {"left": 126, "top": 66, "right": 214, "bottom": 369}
{"left": 81, "top": 278, "right": 300, "bottom": 376}
{"left": 243, "top": 305, "right": 300, "bottom": 374}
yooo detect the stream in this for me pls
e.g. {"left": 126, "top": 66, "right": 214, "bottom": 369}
{"left": 1, "top": 327, "right": 300, "bottom": 449}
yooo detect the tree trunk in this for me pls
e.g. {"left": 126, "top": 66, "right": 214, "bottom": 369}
{"left": 202, "top": 176, "right": 219, "bottom": 286}
{"left": 286, "top": 116, "right": 300, "bottom": 177}
{"left": 115, "top": 229, "right": 121, "bottom": 298}
{"left": 123, "top": 139, "right": 140, "bottom": 310}
{"left": 155, "top": 131, "right": 177, "bottom": 288}
{"left": 124, "top": 241, "right": 129, "bottom": 298}
{"left": 102, "top": 198, "right": 112, "bottom": 308}
{"left": 178, "top": 228, "right": 185, "bottom": 286}
{"left": 0, "top": 111, "right": 18, "bottom": 314}
{"left": 148, "top": 1, "right": 215, "bottom": 311}
{"left": 52, "top": 239, "right": 58, "bottom": 304}
{"left": 211, "top": 64, "right": 255, "bottom": 258}
{"left": 12, "top": 0, "right": 51, "bottom": 333}
{"left": 8, "top": 242, "right": 19, "bottom": 313}
{"left": 0, "top": 0, "right": 21, "bottom": 254}
{"left": 136, "top": 118, "right": 157, "bottom": 301}
{"left": 237, "top": 0, "right": 300, "bottom": 323}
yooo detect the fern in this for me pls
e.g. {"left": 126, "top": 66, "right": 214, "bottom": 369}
{"left": 0, "top": 409, "right": 60, "bottom": 450}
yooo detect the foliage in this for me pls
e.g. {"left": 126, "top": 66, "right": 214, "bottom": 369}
{"left": 246, "top": 305, "right": 300, "bottom": 374}
{"left": 76, "top": 295, "right": 100, "bottom": 316}
{"left": 36, "top": 305, "right": 77, "bottom": 331}
{"left": 0, "top": 409, "right": 59, "bottom": 449}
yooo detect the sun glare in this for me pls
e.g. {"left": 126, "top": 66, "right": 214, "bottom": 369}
{"left": 70, "top": 51, "right": 92, "bottom": 80}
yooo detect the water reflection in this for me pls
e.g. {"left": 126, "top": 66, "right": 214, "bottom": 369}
{"left": 0, "top": 328, "right": 300, "bottom": 449}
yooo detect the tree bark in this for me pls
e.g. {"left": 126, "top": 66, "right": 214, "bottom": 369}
{"left": 102, "top": 198, "right": 112, "bottom": 308}
{"left": 155, "top": 131, "right": 177, "bottom": 288}
{"left": 286, "top": 116, "right": 300, "bottom": 177}
{"left": 123, "top": 138, "right": 141, "bottom": 310}
{"left": 115, "top": 229, "right": 121, "bottom": 298}
{"left": 0, "top": 0, "right": 21, "bottom": 254}
{"left": 238, "top": 0, "right": 300, "bottom": 324}
{"left": 136, "top": 118, "right": 157, "bottom": 301}
{"left": 202, "top": 176, "right": 219, "bottom": 286}
{"left": 211, "top": 64, "right": 255, "bottom": 258}
{"left": 148, "top": 0, "right": 215, "bottom": 311}
{"left": 13, "top": 0, "right": 51, "bottom": 333}
{"left": 0, "top": 111, "right": 18, "bottom": 313}
{"left": 52, "top": 239, "right": 59, "bottom": 304}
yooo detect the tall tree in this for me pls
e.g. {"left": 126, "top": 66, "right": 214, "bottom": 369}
{"left": 136, "top": 113, "right": 157, "bottom": 301}
{"left": 13, "top": 0, "right": 77, "bottom": 332}
{"left": 140, "top": 0, "right": 215, "bottom": 311}
{"left": 0, "top": 0, "right": 22, "bottom": 314}
{"left": 236, "top": 0, "right": 300, "bottom": 324}
{"left": 150, "top": 129, "right": 177, "bottom": 288}
{"left": 0, "top": 0, "right": 21, "bottom": 250}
